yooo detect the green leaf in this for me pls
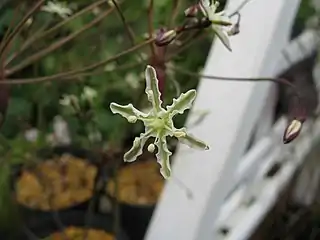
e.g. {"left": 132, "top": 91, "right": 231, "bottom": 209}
{"left": 124, "top": 132, "right": 150, "bottom": 162}
{"left": 166, "top": 89, "right": 196, "bottom": 117}
{"left": 155, "top": 136, "right": 172, "bottom": 178}
{"left": 7, "top": 97, "right": 32, "bottom": 118}
{"left": 178, "top": 130, "right": 209, "bottom": 150}
{"left": 110, "top": 103, "right": 147, "bottom": 122}
{"left": 145, "top": 65, "right": 163, "bottom": 113}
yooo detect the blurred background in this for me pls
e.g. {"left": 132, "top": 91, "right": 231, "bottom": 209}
{"left": 0, "top": 0, "right": 319, "bottom": 239}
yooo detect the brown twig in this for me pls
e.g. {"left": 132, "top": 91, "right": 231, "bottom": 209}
{"left": 0, "top": 1, "right": 22, "bottom": 59}
{"left": 166, "top": 30, "right": 207, "bottom": 61}
{"left": 168, "top": 0, "right": 181, "bottom": 28}
{"left": 0, "top": 0, "right": 45, "bottom": 59}
{"left": 147, "top": 0, "right": 156, "bottom": 57}
{"left": 170, "top": 64, "right": 302, "bottom": 102}
{"left": 6, "top": 0, "right": 109, "bottom": 65}
{"left": 111, "top": 0, "right": 136, "bottom": 46}
{"left": 6, "top": 7, "right": 115, "bottom": 75}
{"left": 1, "top": 38, "right": 154, "bottom": 84}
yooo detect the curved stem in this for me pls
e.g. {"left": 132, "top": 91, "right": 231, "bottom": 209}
{"left": 6, "top": 0, "right": 108, "bottom": 65}
{"left": 1, "top": 38, "right": 154, "bottom": 84}
{"left": 170, "top": 65, "right": 301, "bottom": 100}
{"left": 0, "top": 0, "right": 45, "bottom": 59}
{"left": 111, "top": 0, "right": 136, "bottom": 45}
{"left": 6, "top": 7, "right": 115, "bottom": 75}
{"left": 147, "top": 0, "right": 156, "bottom": 57}
{"left": 168, "top": 0, "right": 181, "bottom": 28}
{"left": 228, "top": 0, "right": 252, "bottom": 17}
{"left": 166, "top": 30, "right": 207, "bottom": 61}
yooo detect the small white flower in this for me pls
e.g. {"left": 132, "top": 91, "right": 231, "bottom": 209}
{"left": 24, "top": 128, "right": 39, "bottom": 142}
{"left": 25, "top": 18, "right": 33, "bottom": 27}
{"left": 125, "top": 73, "right": 140, "bottom": 89}
{"left": 60, "top": 94, "right": 80, "bottom": 112}
{"left": 81, "top": 86, "right": 97, "bottom": 102}
{"left": 41, "top": 1, "right": 72, "bottom": 19}
{"left": 199, "top": 0, "right": 233, "bottom": 51}
{"left": 53, "top": 115, "right": 71, "bottom": 145}
{"left": 59, "top": 95, "right": 71, "bottom": 106}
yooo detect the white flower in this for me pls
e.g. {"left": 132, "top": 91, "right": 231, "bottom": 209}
{"left": 60, "top": 94, "right": 78, "bottom": 106}
{"left": 125, "top": 73, "right": 140, "bottom": 89}
{"left": 41, "top": 1, "right": 72, "bottom": 19}
{"left": 59, "top": 96, "right": 71, "bottom": 106}
{"left": 24, "top": 128, "right": 39, "bottom": 142}
{"left": 81, "top": 86, "right": 97, "bottom": 102}
{"left": 199, "top": 0, "right": 233, "bottom": 51}
{"left": 110, "top": 65, "right": 209, "bottom": 178}
{"left": 59, "top": 94, "right": 80, "bottom": 113}
{"left": 53, "top": 115, "right": 71, "bottom": 145}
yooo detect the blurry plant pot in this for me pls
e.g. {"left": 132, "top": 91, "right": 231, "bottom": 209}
{"left": 11, "top": 145, "right": 102, "bottom": 226}
{"left": 16, "top": 210, "right": 128, "bottom": 240}
{"left": 106, "top": 159, "right": 165, "bottom": 240}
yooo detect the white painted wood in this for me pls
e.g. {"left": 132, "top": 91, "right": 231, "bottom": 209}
{"left": 277, "top": 29, "right": 319, "bottom": 74}
{"left": 251, "top": 85, "right": 277, "bottom": 145}
{"left": 235, "top": 118, "right": 287, "bottom": 184}
{"left": 145, "top": 0, "right": 302, "bottom": 240}
{"left": 216, "top": 116, "right": 320, "bottom": 239}
{"left": 252, "top": 29, "right": 318, "bottom": 145}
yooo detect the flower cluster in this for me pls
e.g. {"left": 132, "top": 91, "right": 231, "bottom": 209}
{"left": 155, "top": 0, "right": 238, "bottom": 51}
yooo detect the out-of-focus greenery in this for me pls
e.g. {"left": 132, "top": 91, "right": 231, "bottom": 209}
{"left": 0, "top": 0, "right": 317, "bottom": 230}
{"left": 0, "top": 0, "right": 212, "bottom": 226}
{"left": 292, "top": 0, "right": 317, "bottom": 38}
{"left": 0, "top": 0, "right": 212, "bottom": 146}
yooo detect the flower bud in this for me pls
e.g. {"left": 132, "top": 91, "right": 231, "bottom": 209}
{"left": 147, "top": 143, "right": 156, "bottom": 153}
{"left": 283, "top": 119, "right": 303, "bottom": 144}
{"left": 184, "top": 5, "right": 199, "bottom": 17}
{"left": 155, "top": 29, "right": 177, "bottom": 47}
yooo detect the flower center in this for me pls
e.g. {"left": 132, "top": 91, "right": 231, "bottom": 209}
{"left": 151, "top": 117, "right": 166, "bottom": 129}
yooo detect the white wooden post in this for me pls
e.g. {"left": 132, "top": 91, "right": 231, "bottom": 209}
{"left": 145, "top": 0, "right": 301, "bottom": 239}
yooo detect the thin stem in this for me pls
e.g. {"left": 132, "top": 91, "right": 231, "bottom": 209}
{"left": 6, "top": 7, "right": 115, "bottom": 75}
{"left": 6, "top": 0, "right": 109, "bottom": 65}
{"left": 65, "top": 61, "right": 142, "bottom": 80}
{"left": 147, "top": 0, "right": 156, "bottom": 57}
{"left": 0, "top": 2, "right": 21, "bottom": 56}
{"left": 1, "top": 38, "right": 154, "bottom": 84}
{"left": 0, "top": 0, "right": 45, "bottom": 59}
{"left": 170, "top": 65, "right": 301, "bottom": 99}
{"left": 111, "top": 0, "right": 136, "bottom": 46}
{"left": 229, "top": 0, "right": 252, "bottom": 17}
{"left": 168, "top": 0, "right": 181, "bottom": 28}
{"left": 110, "top": 0, "right": 146, "bottom": 64}
{"left": 166, "top": 30, "right": 207, "bottom": 61}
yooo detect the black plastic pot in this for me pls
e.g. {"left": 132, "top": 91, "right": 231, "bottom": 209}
{"left": 119, "top": 202, "right": 155, "bottom": 240}
{"left": 11, "top": 145, "right": 102, "bottom": 225}
{"left": 16, "top": 210, "right": 128, "bottom": 240}
{"left": 105, "top": 159, "right": 161, "bottom": 240}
